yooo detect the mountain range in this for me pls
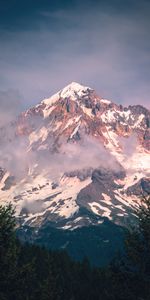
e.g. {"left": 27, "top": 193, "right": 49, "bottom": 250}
{"left": 0, "top": 82, "right": 149, "bottom": 264}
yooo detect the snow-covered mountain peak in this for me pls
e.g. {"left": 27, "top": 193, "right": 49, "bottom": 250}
{"left": 60, "top": 81, "right": 93, "bottom": 99}
{"left": 0, "top": 82, "right": 149, "bottom": 231}
{"left": 41, "top": 82, "right": 93, "bottom": 107}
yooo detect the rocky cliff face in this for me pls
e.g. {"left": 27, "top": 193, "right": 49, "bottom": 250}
{"left": 0, "top": 82, "right": 149, "bottom": 229}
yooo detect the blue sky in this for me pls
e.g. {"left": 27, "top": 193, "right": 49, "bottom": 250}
{"left": 0, "top": 0, "right": 150, "bottom": 112}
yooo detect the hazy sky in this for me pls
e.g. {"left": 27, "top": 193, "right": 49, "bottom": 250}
{"left": 0, "top": 0, "right": 150, "bottom": 110}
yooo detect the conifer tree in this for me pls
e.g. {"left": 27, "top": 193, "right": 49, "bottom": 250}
{"left": 0, "top": 203, "right": 18, "bottom": 299}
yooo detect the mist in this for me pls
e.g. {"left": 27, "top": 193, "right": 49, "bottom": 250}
{"left": 0, "top": 89, "right": 23, "bottom": 127}
{"left": 118, "top": 134, "right": 138, "bottom": 157}
{"left": 0, "top": 130, "right": 122, "bottom": 182}
{"left": 35, "top": 136, "right": 122, "bottom": 180}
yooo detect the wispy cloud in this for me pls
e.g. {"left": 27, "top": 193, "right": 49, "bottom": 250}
{"left": 0, "top": 131, "right": 122, "bottom": 181}
{"left": 0, "top": 0, "right": 150, "bottom": 108}
{"left": 0, "top": 89, "right": 23, "bottom": 127}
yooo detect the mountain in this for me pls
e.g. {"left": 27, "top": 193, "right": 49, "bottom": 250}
{"left": 0, "top": 82, "right": 149, "bottom": 234}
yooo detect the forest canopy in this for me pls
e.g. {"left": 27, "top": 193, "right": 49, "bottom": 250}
{"left": 0, "top": 196, "right": 150, "bottom": 300}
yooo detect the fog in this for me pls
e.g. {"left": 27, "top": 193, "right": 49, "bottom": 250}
{"left": 0, "top": 89, "right": 23, "bottom": 127}
{"left": 0, "top": 131, "right": 123, "bottom": 182}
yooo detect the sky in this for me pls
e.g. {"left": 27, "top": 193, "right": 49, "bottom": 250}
{"left": 0, "top": 0, "right": 150, "bottom": 113}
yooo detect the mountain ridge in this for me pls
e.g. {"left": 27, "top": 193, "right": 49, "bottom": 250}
{"left": 0, "top": 82, "right": 149, "bottom": 230}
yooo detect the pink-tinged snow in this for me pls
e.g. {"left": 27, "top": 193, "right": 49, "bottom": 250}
{"left": 103, "top": 126, "right": 120, "bottom": 151}
{"left": 101, "top": 109, "right": 132, "bottom": 124}
{"left": 118, "top": 110, "right": 131, "bottom": 120}
{"left": 60, "top": 82, "right": 93, "bottom": 100}
{"left": 70, "top": 122, "right": 81, "bottom": 139}
{"left": 120, "top": 151, "right": 150, "bottom": 173}
{"left": 0, "top": 173, "right": 91, "bottom": 224}
{"left": 28, "top": 120, "right": 63, "bottom": 150}
{"left": 101, "top": 193, "right": 112, "bottom": 204}
{"left": 81, "top": 106, "right": 94, "bottom": 118}
{"left": 133, "top": 114, "right": 145, "bottom": 128}
{"left": 114, "top": 172, "right": 145, "bottom": 190}
{"left": 41, "top": 82, "right": 93, "bottom": 107}
{"left": 100, "top": 99, "right": 111, "bottom": 104}
{"left": 114, "top": 190, "right": 139, "bottom": 208}
{"left": 73, "top": 217, "right": 83, "bottom": 223}
{"left": 61, "top": 216, "right": 90, "bottom": 230}
{"left": 41, "top": 93, "right": 60, "bottom": 107}
{"left": 54, "top": 176, "right": 91, "bottom": 218}
{"left": 29, "top": 127, "right": 48, "bottom": 145}
{"left": 102, "top": 127, "right": 150, "bottom": 175}
{"left": 42, "top": 104, "right": 56, "bottom": 118}
{"left": 0, "top": 171, "right": 10, "bottom": 189}
{"left": 101, "top": 110, "right": 116, "bottom": 123}
{"left": 89, "top": 202, "right": 112, "bottom": 219}
{"left": 64, "top": 116, "right": 81, "bottom": 130}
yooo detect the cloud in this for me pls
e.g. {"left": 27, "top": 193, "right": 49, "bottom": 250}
{"left": 0, "top": 136, "right": 31, "bottom": 179}
{"left": 0, "top": 1, "right": 150, "bottom": 109}
{"left": 39, "top": 137, "right": 120, "bottom": 181}
{"left": 118, "top": 134, "right": 138, "bottom": 157}
{"left": 0, "top": 89, "right": 23, "bottom": 127}
{"left": 21, "top": 199, "right": 45, "bottom": 214}
{"left": 0, "top": 129, "right": 122, "bottom": 182}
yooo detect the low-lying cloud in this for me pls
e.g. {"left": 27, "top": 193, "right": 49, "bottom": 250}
{"left": 0, "top": 89, "right": 23, "bottom": 127}
{"left": 118, "top": 134, "right": 138, "bottom": 157}
{"left": 21, "top": 199, "right": 45, "bottom": 214}
{"left": 0, "top": 129, "right": 122, "bottom": 182}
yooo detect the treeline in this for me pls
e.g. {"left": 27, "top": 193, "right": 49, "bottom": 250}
{"left": 0, "top": 197, "right": 150, "bottom": 300}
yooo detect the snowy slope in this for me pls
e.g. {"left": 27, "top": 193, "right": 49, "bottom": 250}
{"left": 0, "top": 82, "right": 149, "bottom": 229}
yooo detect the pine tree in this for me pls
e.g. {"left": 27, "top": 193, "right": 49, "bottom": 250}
{"left": 0, "top": 203, "right": 18, "bottom": 299}
{"left": 109, "top": 194, "right": 150, "bottom": 300}
{"left": 125, "top": 194, "right": 150, "bottom": 299}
